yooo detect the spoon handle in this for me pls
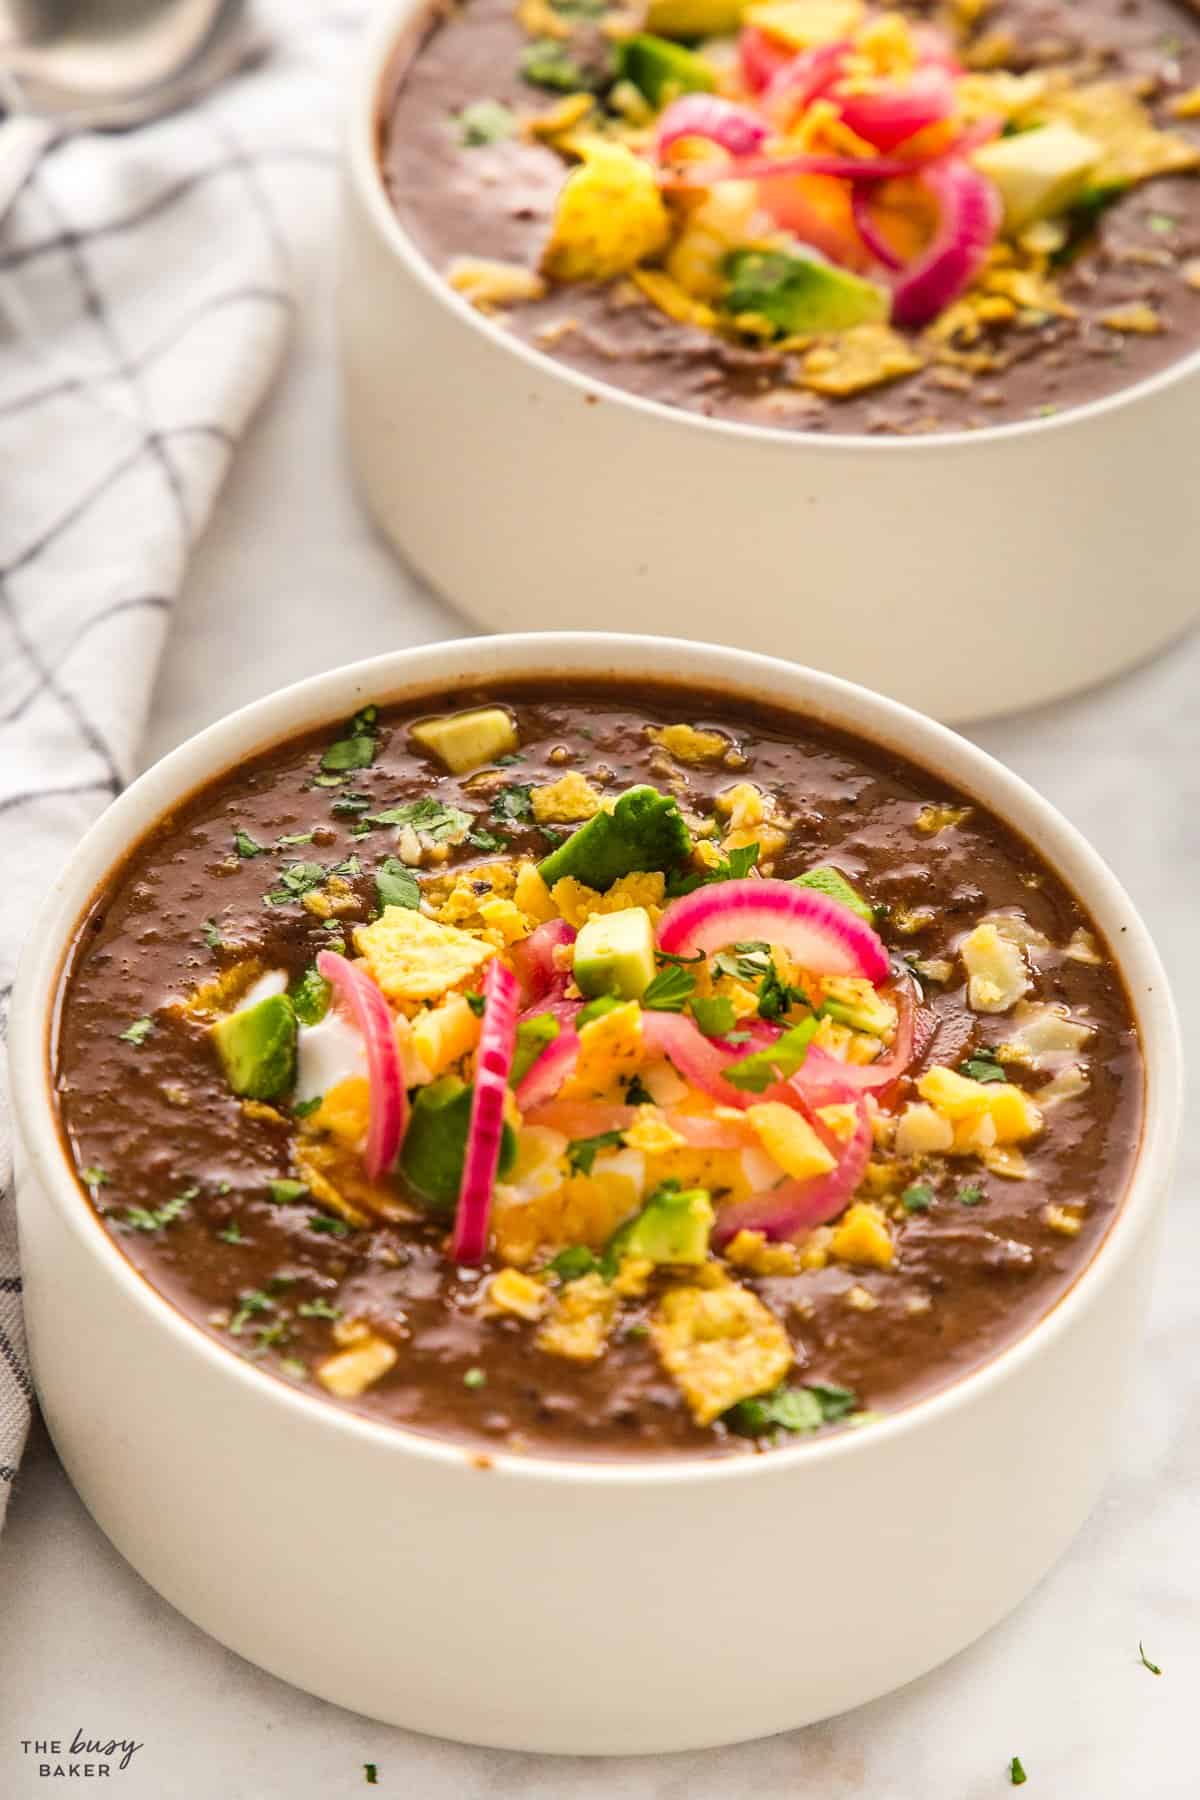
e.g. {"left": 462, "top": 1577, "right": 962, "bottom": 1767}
{"left": 0, "top": 112, "right": 58, "bottom": 224}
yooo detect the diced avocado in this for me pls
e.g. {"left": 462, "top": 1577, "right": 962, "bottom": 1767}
{"left": 646, "top": 0, "right": 744, "bottom": 33}
{"left": 607, "top": 1183, "right": 714, "bottom": 1267}
{"left": 211, "top": 994, "right": 297, "bottom": 1100}
{"left": 537, "top": 784, "right": 691, "bottom": 891}
{"left": 796, "top": 864, "right": 874, "bottom": 923}
{"left": 574, "top": 906, "right": 658, "bottom": 1001}
{"left": 723, "top": 249, "right": 889, "bottom": 334}
{"left": 618, "top": 34, "right": 716, "bottom": 106}
{"left": 972, "top": 124, "right": 1101, "bottom": 233}
{"left": 576, "top": 994, "right": 624, "bottom": 1028}
{"left": 819, "top": 977, "right": 895, "bottom": 1037}
{"left": 409, "top": 706, "right": 518, "bottom": 775}
{"left": 511, "top": 1014, "right": 560, "bottom": 1086}
{"left": 399, "top": 1075, "right": 516, "bottom": 1214}
{"left": 289, "top": 963, "right": 331, "bottom": 1027}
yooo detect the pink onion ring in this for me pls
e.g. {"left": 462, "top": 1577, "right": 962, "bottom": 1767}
{"left": 316, "top": 951, "right": 407, "bottom": 1182}
{"left": 890, "top": 157, "right": 1002, "bottom": 327}
{"left": 658, "top": 877, "right": 889, "bottom": 984}
{"left": 739, "top": 24, "right": 795, "bottom": 93}
{"left": 656, "top": 93, "right": 770, "bottom": 160}
{"left": 514, "top": 1022, "right": 581, "bottom": 1110}
{"left": 714, "top": 1099, "right": 873, "bottom": 1244}
{"left": 763, "top": 39, "right": 849, "bottom": 121}
{"left": 452, "top": 957, "right": 520, "bottom": 1264}
{"left": 792, "top": 976, "right": 917, "bottom": 1102}
{"left": 835, "top": 68, "right": 957, "bottom": 152}
{"left": 850, "top": 182, "right": 904, "bottom": 270}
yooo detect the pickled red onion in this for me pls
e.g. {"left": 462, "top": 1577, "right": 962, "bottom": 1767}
{"left": 836, "top": 67, "right": 957, "bottom": 152}
{"left": 657, "top": 877, "right": 889, "bottom": 984}
{"left": 791, "top": 976, "right": 917, "bottom": 1102}
{"left": 656, "top": 93, "right": 770, "bottom": 160}
{"left": 714, "top": 1100, "right": 873, "bottom": 1244}
{"left": 850, "top": 182, "right": 904, "bottom": 270}
{"left": 890, "top": 157, "right": 1001, "bottom": 327}
{"left": 514, "top": 1022, "right": 581, "bottom": 1110}
{"left": 763, "top": 40, "right": 849, "bottom": 119}
{"left": 316, "top": 951, "right": 407, "bottom": 1181}
{"left": 739, "top": 24, "right": 795, "bottom": 93}
{"left": 511, "top": 917, "right": 575, "bottom": 1006}
{"left": 452, "top": 957, "right": 520, "bottom": 1264}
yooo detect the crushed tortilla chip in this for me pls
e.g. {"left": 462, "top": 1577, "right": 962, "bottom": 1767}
{"left": 651, "top": 1279, "right": 794, "bottom": 1426}
{"left": 353, "top": 906, "right": 494, "bottom": 1003}
{"left": 542, "top": 142, "right": 670, "bottom": 283}
{"left": 799, "top": 324, "right": 924, "bottom": 397}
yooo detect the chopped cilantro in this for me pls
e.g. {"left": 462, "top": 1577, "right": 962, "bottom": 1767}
{"left": 256, "top": 1320, "right": 291, "bottom": 1351}
{"left": 519, "top": 38, "right": 593, "bottom": 90}
{"left": 309, "top": 1214, "right": 352, "bottom": 1237}
{"left": 1148, "top": 212, "right": 1177, "bottom": 234}
{"left": 375, "top": 856, "right": 421, "bottom": 912}
{"left": 229, "top": 1290, "right": 275, "bottom": 1336}
{"left": 264, "top": 861, "right": 328, "bottom": 906}
{"left": 298, "top": 1298, "right": 342, "bottom": 1320}
{"left": 689, "top": 995, "right": 737, "bottom": 1038}
{"left": 457, "top": 99, "right": 517, "bottom": 144}
{"left": 902, "top": 1184, "right": 934, "bottom": 1213}
{"left": 217, "top": 1222, "right": 244, "bottom": 1245}
{"left": 491, "top": 784, "right": 534, "bottom": 826}
{"left": 493, "top": 752, "right": 524, "bottom": 766}
{"left": 290, "top": 964, "right": 331, "bottom": 1027}
{"left": 546, "top": 1245, "right": 600, "bottom": 1282}
{"left": 958, "top": 1182, "right": 986, "bottom": 1207}
{"left": 321, "top": 707, "right": 379, "bottom": 777}
{"left": 1009, "top": 1756, "right": 1028, "bottom": 1786}
{"left": 202, "top": 917, "right": 223, "bottom": 950}
{"left": 293, "top": 1095, "right": 323, "bottom": 1119}
{"left": 1139, "top": 1641, "right": 1163, "bottom": 1676}
{"left": 666, "top": 841, "right": 760, "bottom": 899}
{"left": 234, "top": 828, "right": 265, "bottom": 859}
{"left": 463, "top": 1367, "right": 487, "bottom": 1390}
{"left": 725, "top": 1380, "right": 859, "bottom": 1438}
{"left": 276, "top": 831, "right": 315, "bottom": 848}
{"left": 370, "top": 797, "right": 470, "bottom": 841}
{"left": 723, "top": 1018, "right": 818, "bottom": 1093}
{"left": 642, "top": 961, "right": 697, "bottom": 1012}
{"left": 364, "top": 1765, "right": 379, "bottom": 1786}
{"left": 268, "top": 1179, "right": 309, "bottom": 1206}
{"left": 80, "top": 1166, "right": 109, "bottom": 1188}
{"left": 713, "top": 941, "right": 771, "bottom": 982}
{"left": 961, "top": 1052, "right": 1007, "bottom": 1084}
{"left": 624, "top": 1073, "right": 653, "bottom": 1106}
{"left": 119, "top": 1016, "right": 154, "bottom": 1046}
{"left": 280, "top": 1358, "right": 307, "bottom": 1378}
{"left": 566, "top": 1129, "right": 626, "bottom": 1175}
{"left": 120, "top": 1189, "right": 194, "bottom": 1233}
{"left": 465, "top": 990, "right": 487, "bottom": 1017}
{"left": 331, "top": 791, "right": 373, "bottom": 816}
{"left": 467, "top": 827, "right": 506, "bottom": 852}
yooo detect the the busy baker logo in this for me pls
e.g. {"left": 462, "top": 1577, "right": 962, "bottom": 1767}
{"left": 19, "top": 1732, "right": 144, "bottom": 1778}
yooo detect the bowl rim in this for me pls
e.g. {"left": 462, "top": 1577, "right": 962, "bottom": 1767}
{"left": 346, "top": 0, "right": 1200, "bottom": 456}
{"left": 9, "top": 631, "right": 1182, "bottom": 1489}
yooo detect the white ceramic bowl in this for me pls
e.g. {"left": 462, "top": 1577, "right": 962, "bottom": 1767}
{"left": 9, "top": 634, "right": 1180, "bottom": 1755}
{"left": 338, "top": 0, "right": 1200, "bottom": 725}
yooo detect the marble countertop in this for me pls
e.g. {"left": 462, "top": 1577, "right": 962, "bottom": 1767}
{"left": 2, "top": 222, "right": 1198, "bottom": 1800}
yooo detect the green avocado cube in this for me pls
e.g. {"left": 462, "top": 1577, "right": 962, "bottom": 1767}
{"left": 819, "top": 976, "right": 895, "bottom": 1037}
{"left": 400, "top": 1076, "right": 516, "bottom": 1215}
{"left": 409, "top": 706, "right": 518, "bottom": 775}
{"left": 795, "top": 864, "right": 874, "bottom": 922}
{"left": 537, "top": 784, "right": 691, "bottom": 891}
{"left": 211, "top": 994, "right": 298, "bottom": 1100}
{"left": 724, "top": 249, "right": 889, "bottom": 335}
{"left": 972, "top": 123, "right": 1101, "bottom": 233}
{"left": 607, "top": 1184, "right": 714, "bottom": 1267}
{"left": 574, "top": 907, "right": 658, "bottom": 1001}
{"left": 619, "top": 34, "right": 716, "bottom": 106}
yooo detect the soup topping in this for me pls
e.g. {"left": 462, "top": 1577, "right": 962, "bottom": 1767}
{"left": 57, "top": 692, "right": 1138, "bottom": 1455}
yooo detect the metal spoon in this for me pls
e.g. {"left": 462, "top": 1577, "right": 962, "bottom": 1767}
{"left": 0, "top": 0, "right": 250, "bottom": 219}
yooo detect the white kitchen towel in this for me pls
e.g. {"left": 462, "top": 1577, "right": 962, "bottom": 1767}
{"left": 0, "top": 0, "right": 367, "bottom": 1531}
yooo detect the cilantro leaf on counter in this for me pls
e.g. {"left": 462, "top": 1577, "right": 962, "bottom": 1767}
{"left": 364, "top": 1765, "right": 380, "bottom": 1786}
{"left": 1139, "top": 1641, "right": 1163, "bottom": 1676}
{"left": 1008, "top": 1756, "right": 1028, "bottom": 1786}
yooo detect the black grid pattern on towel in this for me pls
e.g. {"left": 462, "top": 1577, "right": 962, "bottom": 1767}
{"left": 0, "top": 0, "right": 365, "bottom": 1531}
